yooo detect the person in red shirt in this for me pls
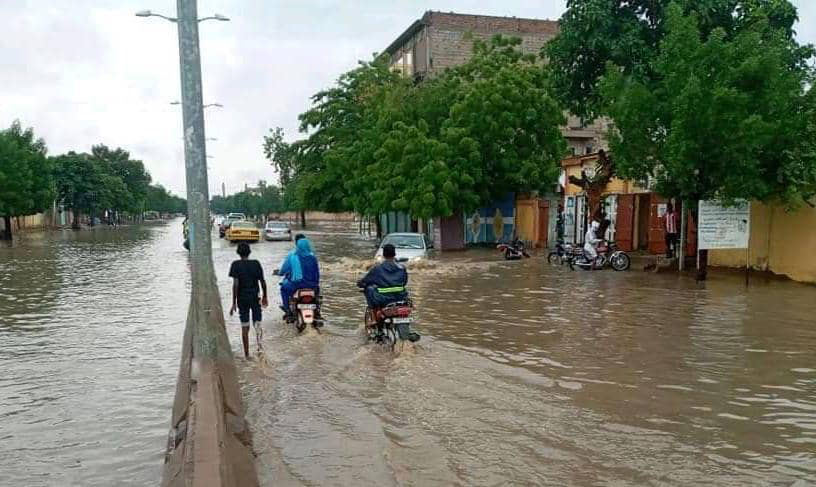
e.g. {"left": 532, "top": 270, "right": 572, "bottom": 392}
{"left": 664, "top": 203, "right": 679, "bottom": 258}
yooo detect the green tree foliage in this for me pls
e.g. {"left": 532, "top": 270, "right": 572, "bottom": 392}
{"left": 210, "top": 181, "right": 284, "bottom": 217}
{"left": 91, "top": 144, "right": 152, "bottom": 214}
{"left": 601, "top": 2, "right": 816, "bottom": 206}
{"left": 263, "top": 127, "right": 306, "bottom": 215}
{"left": 53, "top": 146, "right": 159, "bottom": 227}
{"left": 0, "top": 121, "right": 52, "bottom": 239}
{"left": 265, "top": 36, "right": 566, "bottom": 221}
{"left": 546, "top": 0, "right": 811, "bottom": 119}
{"left": 145, "top": 184, "right": 186, "bottom": 214}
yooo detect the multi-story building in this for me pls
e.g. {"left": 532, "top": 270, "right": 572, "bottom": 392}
{"left": 384, "top": 11, "right": 608, "bottom": 157}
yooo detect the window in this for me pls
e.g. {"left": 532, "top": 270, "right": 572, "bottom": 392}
{"left": 382, "top": 234, "right": 424, "bottom": 249}
{"left": 585, "top": 145, "right": 594, "bottom": 155}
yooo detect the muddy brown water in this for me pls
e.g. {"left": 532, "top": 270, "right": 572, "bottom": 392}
{"left": 1, "top": 220, "right": 814, "bottom": 486}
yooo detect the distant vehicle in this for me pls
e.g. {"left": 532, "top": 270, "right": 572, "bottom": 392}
{"left": 264, "top": 221, "right": 292, "bottom": 241}
{"left": 219, "top": 215, "right": 244, "bottom": 238}
{"left": 227, "top": 212, "right": 246, "bottom": 220}
{"left": 375, "top": 233, "right": 432, "bottom": 262}
{"left": 225, "top": 221, "right": 260, "bottom": 243}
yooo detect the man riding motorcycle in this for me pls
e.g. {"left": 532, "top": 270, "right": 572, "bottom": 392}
{"left": 358, "top": 243, "right": 421, "bottom": 344}
{"left": 583, "top": 220, "right": 602, "bottom": 270}
{"left": 357, "top": 244, "right": 408, "bottom": 308}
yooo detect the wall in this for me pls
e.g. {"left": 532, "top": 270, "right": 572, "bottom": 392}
{"left": 562, "top": 160, "right": 640, "bottom": 197}
{"left": 709, "top": 202, "right": 816, "bottom": 283}
{"left": 433, "top": 212, "right": 465, "bottom": 250}
{"left": 464, "top": 194, "right": 516, "bottom": 244}
{"left": 268, "top": 211, "right": 356, "bottom": 222}
{"left": 427, "top": 12, "right": 558, "bottom": 73}
{"left": 515, "top": 195, "right": 558, "bottom": 248}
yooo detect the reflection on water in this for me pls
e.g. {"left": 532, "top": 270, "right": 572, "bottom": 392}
{"left": 2, "top": 221, "right": 815, "bottom": 486}
{"left": 0, "top": 224, "right": 189, "bottom": 487}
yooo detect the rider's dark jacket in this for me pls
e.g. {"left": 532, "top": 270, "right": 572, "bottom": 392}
{"left": 357, "top": 260, "right": 408, "bottom": 307}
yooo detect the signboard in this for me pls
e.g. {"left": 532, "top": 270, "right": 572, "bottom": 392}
{"left": 698, "top": 200, "right": 750, "bottom": 249}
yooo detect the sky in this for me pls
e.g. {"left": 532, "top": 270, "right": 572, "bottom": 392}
{"left": 2, "top": 1, "right": 815, "bottom": 198}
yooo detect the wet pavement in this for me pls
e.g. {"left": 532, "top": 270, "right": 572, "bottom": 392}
{"left": 1, "top": 219, "right": 815, "bottom": 486}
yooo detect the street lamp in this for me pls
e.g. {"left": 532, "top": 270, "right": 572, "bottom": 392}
{"left": 134, "top": 9, "right": 230, "bottom": 23}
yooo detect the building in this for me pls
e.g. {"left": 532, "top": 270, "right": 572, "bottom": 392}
{"left": 382, "top": 11, "right": 610, "bottom": 249}
{"left": 560, "top": 152, "right": 698, "bottom": 257}
{"left": 384, "top": 11, "right": 609, "bottom": 158}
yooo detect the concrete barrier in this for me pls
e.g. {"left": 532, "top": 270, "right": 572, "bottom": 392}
{"left": 161, "top": 302, "right": 258, "bottom": 487}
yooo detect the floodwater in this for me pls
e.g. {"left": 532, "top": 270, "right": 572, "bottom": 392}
{"left": 1, "top": 220, "right": 815, "bottom": 486}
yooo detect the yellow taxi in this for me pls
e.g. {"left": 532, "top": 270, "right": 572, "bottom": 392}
{"left": 225, "top": 221, "right": 260, "bottom": 243}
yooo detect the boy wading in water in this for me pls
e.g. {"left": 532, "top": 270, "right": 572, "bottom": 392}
{"left": 229, "top": 242, "right": 268, "bottom": 358}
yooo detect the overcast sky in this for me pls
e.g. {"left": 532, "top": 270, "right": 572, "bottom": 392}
{"left": 2, "top": 1, "right": 814, "bottom": 198}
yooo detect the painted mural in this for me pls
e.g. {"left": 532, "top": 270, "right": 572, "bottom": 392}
{"left": 465, "top": 193, "right": 516, "bottom": 244}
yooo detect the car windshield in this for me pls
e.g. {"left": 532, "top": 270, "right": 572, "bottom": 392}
{"left": 231, "top": 222, "right": 255, "bottom": 229}
{"left": 266, "top": 222, "right": 287, "bottom": 229}
{"left": 382, "top": 235, "right": 424, "bottom": 249}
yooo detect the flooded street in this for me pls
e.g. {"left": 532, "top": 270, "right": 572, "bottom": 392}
{"left": 2, "top": 220, "right": 815, "bottom": 485}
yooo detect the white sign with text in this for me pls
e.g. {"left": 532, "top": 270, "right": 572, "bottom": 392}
{"left": 697, "top": 200, "right": 750, "bottom": 249}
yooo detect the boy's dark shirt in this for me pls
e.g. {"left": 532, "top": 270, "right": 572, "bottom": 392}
{"left": 229, "top": 259, "right": 265, "bottom": 302}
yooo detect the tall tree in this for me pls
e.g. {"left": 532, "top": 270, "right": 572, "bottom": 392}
{"left": 91, "top": 144, "right": 151, "bottom": 218}
{"left": 600, "top": 2, "right": 815, "bottom": 275}
{"left": 546, "top": 0, "right": 810, "bottom": 119}
{"left": 368, "top": 36, "right": 566, "bottom": 220}
{"left": 0, "top": 121, "right": 52, "bottom": 240}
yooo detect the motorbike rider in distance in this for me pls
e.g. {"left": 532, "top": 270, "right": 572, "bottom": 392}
{"left": 357, "top": 244, "right": 408, "bottom": 308}
{"left": 583, "top": 220, "right": 602, "bottom": 270}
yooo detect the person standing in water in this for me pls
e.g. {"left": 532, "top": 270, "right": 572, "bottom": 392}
{"left": 228, "top": 242, "right": 268, "bottom": 358}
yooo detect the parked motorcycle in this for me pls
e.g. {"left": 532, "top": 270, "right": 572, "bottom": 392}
{"left": 285, "top": 288, "right": 324, "bottom": 333}
{"left": 497, "top": 238, "right": 531, "bottom": 260}
{"left": 570, "top": 241, "right": 631, "bottom": 271}
{"left": 547, "top": 240, "right": 580, "bottom": 266}
{"left": 363, "top": 297, "right": 420, "bottom": 349}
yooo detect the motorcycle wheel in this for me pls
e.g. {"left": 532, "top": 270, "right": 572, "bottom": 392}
{"left": 504, "top": 250, "right": 512, "bottom": 260}
{"left": 547, "top": 252, "right": 561, "bottom": 265}
{"left": 295, "top": 314, "right": 306, "bottom": 333}
{"left": 611, "top": 252, "right": 631, "bottom": 271}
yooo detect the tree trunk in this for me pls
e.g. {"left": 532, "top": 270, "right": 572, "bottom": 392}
{"left": 375, "top": 214, "right": 383, "bottom": 239}
{"left": 299, "top": 209, "right": 306, "bottom": 229}
{"left": 2, "top": 215, "right": 12, "bottom": 240}
{"left": 72, "top": 211, "right": 81, "bottom": 230}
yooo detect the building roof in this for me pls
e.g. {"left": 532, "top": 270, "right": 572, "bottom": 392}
{"left": 383, "top": 11, "right": 559, "bottom": 56}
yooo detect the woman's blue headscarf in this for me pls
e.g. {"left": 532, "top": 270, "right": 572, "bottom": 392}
{"left": 288, "top": 238, "right": 314, "bottom": 282}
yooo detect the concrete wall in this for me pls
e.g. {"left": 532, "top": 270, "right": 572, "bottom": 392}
{"left": 710, "top": 202, "right": 816, "bottom": 283}
{"left": 268, "top": 211, "right": 356, "bottom": 222}
{"left": 0, "top": 212, "right": 49, "bottom": 232}
{"left": 427, "top": 12, "right": 558, "bottom": 73}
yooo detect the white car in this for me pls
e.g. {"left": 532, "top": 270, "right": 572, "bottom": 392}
{"left": 264, "top": 221, "right": 292, "bottom": 241}
{"left": 375, "top": 232, "right": 432, "bottom": 262}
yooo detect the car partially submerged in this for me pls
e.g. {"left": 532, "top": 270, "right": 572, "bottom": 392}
{"left": 375, "top": 232, "right": 432, "bottom": 262}
{"left": 264, "top": 221, "right": 292, "bottom": 241}
{"left": 226, "top": 221, "right": 260, "bottom": 243}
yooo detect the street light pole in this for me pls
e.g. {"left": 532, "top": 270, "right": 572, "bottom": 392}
{"left": 141, "top": 3, "right": 257, "bottom": 486}
{"left": 176, "top": 0, "right": 226, "bottom": 359}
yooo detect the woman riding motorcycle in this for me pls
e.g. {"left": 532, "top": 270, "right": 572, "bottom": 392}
{"left": 278, "top": 237, "right": 319, "bottom": 315}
